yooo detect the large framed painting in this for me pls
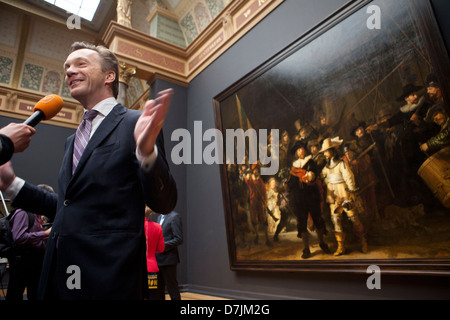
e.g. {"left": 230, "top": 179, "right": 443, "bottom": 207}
{"left": 213, "top": 0, "right": 450, "bottom": 274}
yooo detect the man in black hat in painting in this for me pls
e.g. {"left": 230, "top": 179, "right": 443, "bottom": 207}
{"left": 365, "top": 83, "right": 424, "bottom": 130}
{"left": 351, "top": 121, "right": 373, "bottom": 152}
{"left": 368, "top": 83, "right": 428, "bottom": 166}
{"left": 366, "top": 83, "right": 433, "bottom": 205}
{"left": 286, "top": 140, "right": 331, "bottom": 259}
{"left": 367, "top": 84, "right": 420, "bottom": 144}
{"left": 425, "top": 73, "right": 443, "bottom": 106}
{"left": 410, "top": 74, "right": 442, "bottom": 143}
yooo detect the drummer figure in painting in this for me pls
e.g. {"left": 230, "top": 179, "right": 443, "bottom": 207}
{"left": 416, "top": 103, "right": 450, "bottom": 210}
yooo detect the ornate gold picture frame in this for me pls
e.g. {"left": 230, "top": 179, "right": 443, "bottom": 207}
{"left": 214, "top": 0, "right": 450, "bottom": 274}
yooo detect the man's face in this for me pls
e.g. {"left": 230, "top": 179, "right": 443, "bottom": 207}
{"left": 433, "top": 112, "right": 446, "bottom": 126}
{"left": 355, "top": 127, "right": 365, "bottom": 138}
{"left": 310, "top": 145, "right": 319, "bottom": 155}
{"left": 64, "top": 49, "right": 111, "bottom": 106}
{"left": 427, "top": 86, "right": 441, "bottom": 102}
{"left": 405, "top": 92, "right": 419, "bottom": 105}
{"left": 324, "top": 149, "right": 333, "bottom": 161}
{"left": 296, "top": 147, "right": 306, "bottom": 159}
{"left": 300, "top": 128, "right": 307, "bottom": 138}
{"left": 269, "top": 179, "right": 276, "bottom": 189}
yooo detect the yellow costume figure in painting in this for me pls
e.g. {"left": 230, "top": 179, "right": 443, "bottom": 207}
{"left": 319, "top": 137, "right": 368, "bottom": 256}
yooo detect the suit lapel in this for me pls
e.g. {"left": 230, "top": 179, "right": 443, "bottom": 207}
{"left": 60, "top": 135, "right": 75, "bottom": 189}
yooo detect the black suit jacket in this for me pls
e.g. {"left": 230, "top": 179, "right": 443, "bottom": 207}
{"left": 152, "top": 211, "right": 183, "bottom": 266}
{"left": 0, "top": 134, "right": 14, "bottom": 165}
{"left": 12, "top": 104, "right": 177, "bottom": 299}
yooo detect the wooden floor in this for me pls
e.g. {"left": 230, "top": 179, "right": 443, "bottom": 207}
{"left": 0, "top": 289, "right": 229, "bottom": 300}
{"left": 174, "top": 292, "right": 229, "bottom": 300}
{"left": 2, "top": 264, "right": 227, "bottom": 300}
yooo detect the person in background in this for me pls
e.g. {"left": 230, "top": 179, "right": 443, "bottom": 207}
{"left": 6, "top": 184, "right": 54, "bottom": 300}
{"left": 245, "top": 164, "right": 271, "bottom": 247}
{"left": 152, "top": 211, "right": 183, "bottom": 300}
{"left": 144, "top": 206, "right": 164, "bottom": 300}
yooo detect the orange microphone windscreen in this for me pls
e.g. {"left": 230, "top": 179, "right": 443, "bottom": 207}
{"left": 33, "top": 94, "right": 64, "bottom": 120}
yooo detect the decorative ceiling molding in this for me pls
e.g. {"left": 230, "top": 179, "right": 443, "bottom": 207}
{"left": 0, "top": 0, "right": 284, "bottom": 129}
{"left": 2, "top": 0, "right": 116, "bottom": 35}
{"left": 104, "top": 0, "right": 285, "bottom": 86}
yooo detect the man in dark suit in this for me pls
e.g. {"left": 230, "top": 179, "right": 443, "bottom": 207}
{"left": 0, "top": 42, "right": 177, "bottom": 299}
{"left": 152, "top": 211, "right": 183, "bottom": 300}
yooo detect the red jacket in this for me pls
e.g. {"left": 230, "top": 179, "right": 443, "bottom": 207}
{"left": 144, "top": 219, "right": 165, "bottom": 272}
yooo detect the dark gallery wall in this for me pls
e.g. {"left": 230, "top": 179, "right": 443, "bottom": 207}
{"left": 150, "top": 80, "right": 189, "bottom": 286}
{"left": 0, "top": 116, "right": 74, "bottom": 193}
{"left": 182, "top": 0, "right": 450, "bottom": 299}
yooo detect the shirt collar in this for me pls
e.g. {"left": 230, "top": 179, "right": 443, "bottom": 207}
{"left": 86, "top": 97, "right": 118, "bottom": 118}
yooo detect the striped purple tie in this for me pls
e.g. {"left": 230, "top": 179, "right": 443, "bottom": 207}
{"left": 72, "top": 110, "right": 97, "bottom": 174}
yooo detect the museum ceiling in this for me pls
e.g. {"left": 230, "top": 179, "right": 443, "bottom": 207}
{"left": 16, "top": 0, "right": 231, "bottom": 48}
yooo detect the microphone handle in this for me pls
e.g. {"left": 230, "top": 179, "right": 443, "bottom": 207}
{"left": 24, "top": 110, "right": 45, "bottom": 127}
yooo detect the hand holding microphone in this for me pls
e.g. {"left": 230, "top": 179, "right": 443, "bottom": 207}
{"left": 0, "top": 123, "right": 36, "bottom": 153}
{"left": 0, "top": 94, "right": 63, "bottom": 157}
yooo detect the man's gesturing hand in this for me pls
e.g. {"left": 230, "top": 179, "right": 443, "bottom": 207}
{"left": 134, "top": 88, "right": 173, "bottom": 157}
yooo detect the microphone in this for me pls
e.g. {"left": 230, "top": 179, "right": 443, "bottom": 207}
{"left": 24, "top": 94, "right": 64, "bottom": 127}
